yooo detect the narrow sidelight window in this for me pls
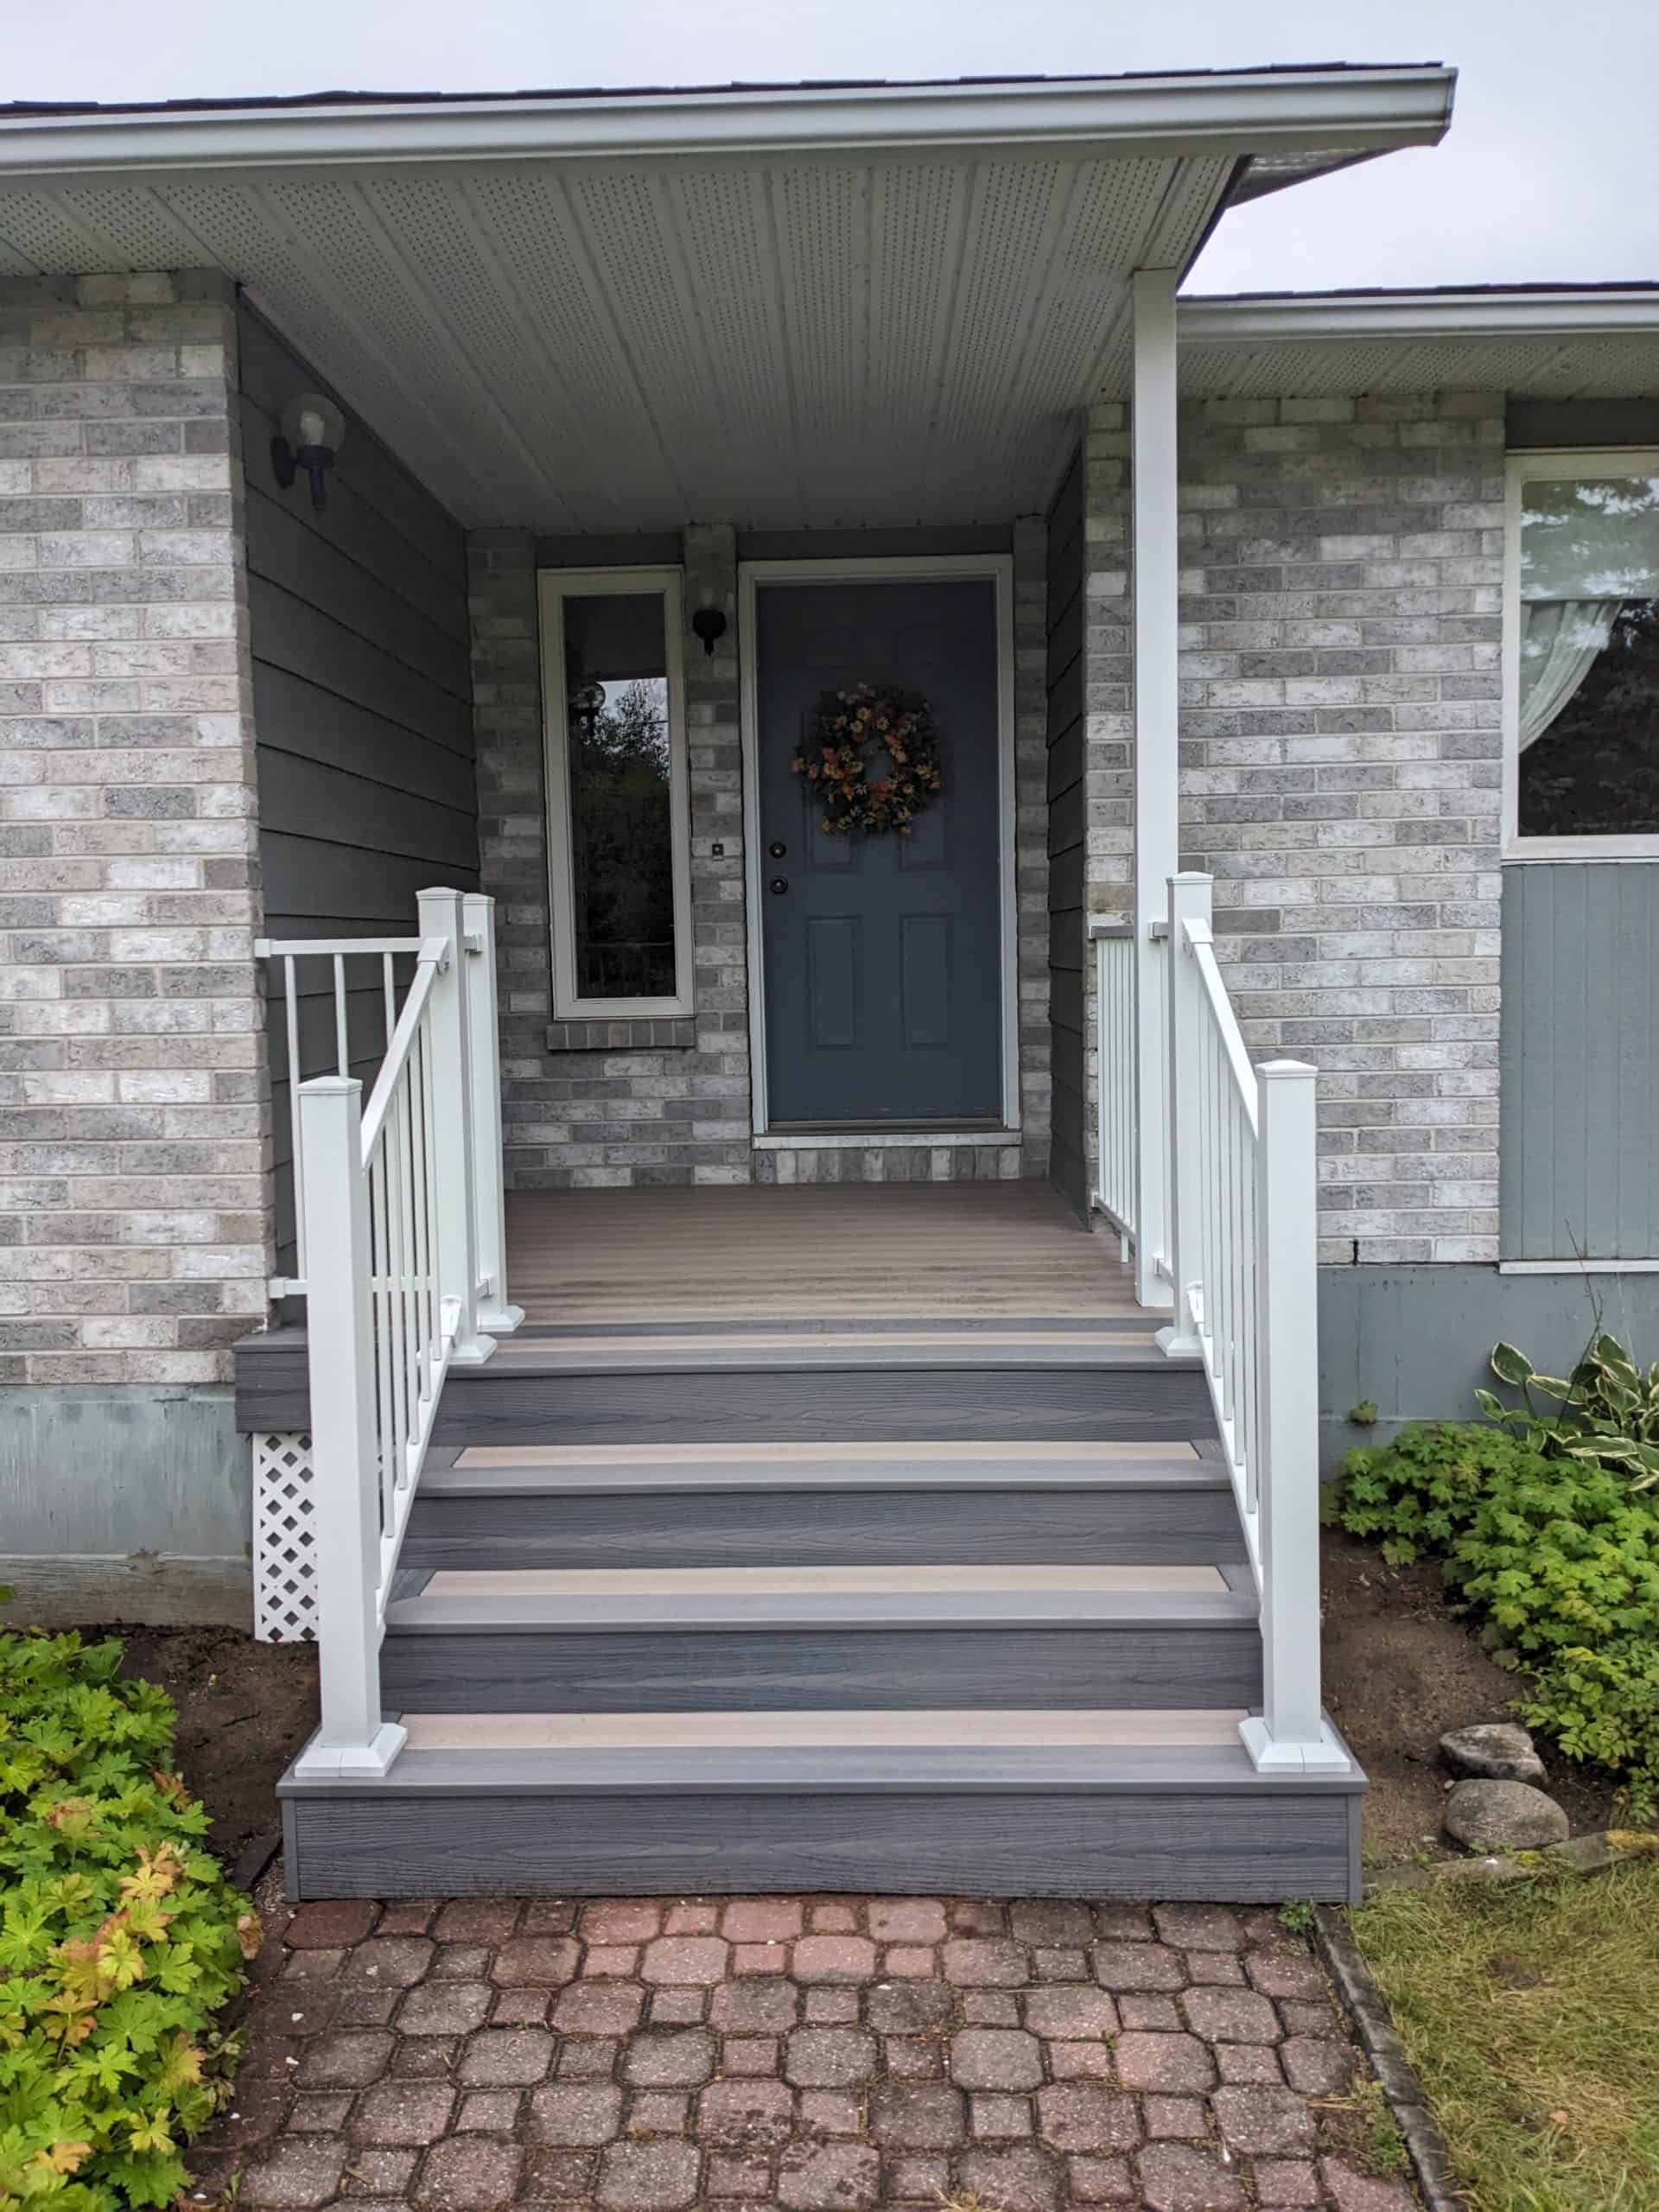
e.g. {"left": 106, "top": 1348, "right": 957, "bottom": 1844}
{"left": 1506, "top": 453, "right": 1659, "bottom": 855}
{"left": 540, "top": 569, "right": 692, "bottom": 1016}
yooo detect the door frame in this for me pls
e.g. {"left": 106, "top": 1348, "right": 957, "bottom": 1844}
{"left": 738, "top": 552, "right": 1020, "bottom": 1139}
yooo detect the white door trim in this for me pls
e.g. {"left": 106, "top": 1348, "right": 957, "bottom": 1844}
{"left": 738, "top": 552, "right": 1020, "bottom": 1141}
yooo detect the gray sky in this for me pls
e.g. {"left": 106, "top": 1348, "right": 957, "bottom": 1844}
{"left": 13, "top": 0, "right": 1655, "bottom": 294}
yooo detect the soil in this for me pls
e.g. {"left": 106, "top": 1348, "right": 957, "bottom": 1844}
{"left": 72, "top": 1531, "right": 1621, "bottom": 1879}
{"left": 96, "top": 1624, "right": 318, "bottom": 1866}
{"left": 1319, "top": 1528, "right": 1620, "bottom": 1865}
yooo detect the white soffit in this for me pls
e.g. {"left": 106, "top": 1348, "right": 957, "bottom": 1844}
{"left": 1108, "top": 289, "right": 1659, "bottom": 404}
{"left": 0, "top": 71, "right": 1455, "bottom": 531}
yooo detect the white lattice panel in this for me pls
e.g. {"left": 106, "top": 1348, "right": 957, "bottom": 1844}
{"left": 252, "top": 1431, "right": 318, "bottom": 1643}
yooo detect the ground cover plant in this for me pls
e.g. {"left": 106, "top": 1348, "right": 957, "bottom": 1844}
{"left": 0, "top": 1614, "right": 257, "bottom": 2210}
{"left": 1350, "top": 1856, "right": 1659, "bottom": 2212}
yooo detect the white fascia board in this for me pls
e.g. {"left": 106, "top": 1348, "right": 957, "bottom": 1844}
{"left": 1179, "top": 290, "right": 1659, "bottom": 345}
{"left": 0, "top": 67, "right": 1454, "bottom": 178}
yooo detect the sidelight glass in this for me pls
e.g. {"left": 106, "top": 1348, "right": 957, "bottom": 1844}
{"left": 542, "top": 570, "right": 690, "bottom": 1015}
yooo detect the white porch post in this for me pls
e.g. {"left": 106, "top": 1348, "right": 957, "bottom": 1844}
{"left": 1239, "top": 1059, "right": 1347, "bottom": 1774}
{"left": 291, "top": 1076, "right": 406, "bottom": 1781}
{"left": 1130, "top": 265, "right": 1179, "bottom": 1306}
{"left": 418, "top": 886, "right": 495, "bottom": 1367}
{"left": 1160, "top": 871, "right": 1212, "bottom": 1357}
{"left": 462, "top": 891, "right": 524, "bottom": 1337}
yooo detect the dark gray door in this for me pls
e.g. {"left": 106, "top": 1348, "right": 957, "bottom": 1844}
{"left": 756, "top": 576, "right": 1004, "bottom": 1126}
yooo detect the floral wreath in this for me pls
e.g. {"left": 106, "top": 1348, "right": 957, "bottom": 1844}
{"left": 791, "top": 681, "right": 944, "bottom": 836}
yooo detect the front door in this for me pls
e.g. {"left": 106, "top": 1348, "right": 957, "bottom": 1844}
{"left": 755, "top": 574, "right": 1005, "bottom": 1127}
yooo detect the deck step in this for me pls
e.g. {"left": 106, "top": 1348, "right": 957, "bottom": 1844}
{"left": 378, "top": 1565, "right": 1262, "bottom": 1714}
{"left": 403, "top": 1442, "right": 1249, "bottom": 1569}
{"left": 277, "top": 1707, "right": 1363, "bottom": 1901}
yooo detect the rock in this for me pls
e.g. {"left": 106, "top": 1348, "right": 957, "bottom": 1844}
{"left": 1443, "top": 1779, "right": 1569, "bottom": 1853}
{"left": 1439, "top": 1722, "right": 1547, "bottom": 1783}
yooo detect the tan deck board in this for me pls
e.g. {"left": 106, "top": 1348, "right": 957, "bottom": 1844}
{"left": 505, "top": 1180, "right": 1137, "bottom": 1324}
{"left": 400, "top": 1708, "right": 1249, "bottom": 1752}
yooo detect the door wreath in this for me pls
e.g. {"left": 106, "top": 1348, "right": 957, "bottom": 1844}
{"left": 791, "top": 681, "right": 944, "bottom": 836}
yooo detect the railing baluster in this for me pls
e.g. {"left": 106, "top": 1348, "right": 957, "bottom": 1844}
{"left": 333, "top": 952, "right": 348, "bottom": 1075}
{"left": 283, "top": 957, "right": 305, "bottom": 1285}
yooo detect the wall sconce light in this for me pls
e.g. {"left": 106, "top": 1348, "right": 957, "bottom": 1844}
{"left": 691, "top": 602, "right": 728, "bottom": 657}
{"left": 271, "top": 391, "right": 346, "bottom": 512}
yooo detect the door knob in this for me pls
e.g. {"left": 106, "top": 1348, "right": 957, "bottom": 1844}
{"left": 768, "top": 876, "right": 789, "bottom": 894}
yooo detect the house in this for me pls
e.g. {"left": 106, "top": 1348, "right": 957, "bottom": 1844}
{"left": 1, "top": 65, "right": 1656, "bottom": 1900}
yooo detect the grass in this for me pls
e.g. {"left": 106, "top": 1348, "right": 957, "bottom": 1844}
{"left": 1349, "top": 1859, "right": 1659, "bottom": 2212}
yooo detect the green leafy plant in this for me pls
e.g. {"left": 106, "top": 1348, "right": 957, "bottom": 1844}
{"left": 1346, "top": 1401, "right": 1379, "bottom": 1428}
{"left": 1479, "top": 1334, "right": 1659, "bottom": 1491}
{"left": 1332, "top": 1424, "right": 1659, "bottom": 1817}
{"left": 0, "top": 1629, "right": 258, "bottom": 2211}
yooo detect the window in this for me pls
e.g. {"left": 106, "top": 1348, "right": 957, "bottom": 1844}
{"left": 540, "top": 569, "right": 692, "bottom": 1017}
{"left": 1505, "top": 452, "right": 1659, "bottom": 855}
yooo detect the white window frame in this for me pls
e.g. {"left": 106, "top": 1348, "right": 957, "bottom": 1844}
{"left": 1503, "top": 447, "right": 1659, "bottom": 861}
{"left": 539, "top": 565, "right": 694, "bottom": 1019}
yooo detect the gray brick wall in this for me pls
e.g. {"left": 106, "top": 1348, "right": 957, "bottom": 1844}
{"left": 1080, "top": 389, "right": 1503, "bottom": 1264}
{"left": 0, "top": 272, "right": 272, "bottom": 1389}
{"left": 473, "top": 530, "right": 1052, "bottom": 1189}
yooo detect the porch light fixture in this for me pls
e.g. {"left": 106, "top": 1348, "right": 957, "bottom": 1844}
{"left": 271, "top": 391, "right": 346, "bottom": 512}
{"left": 690, "top": 601, "right": 727, "bottom": 657}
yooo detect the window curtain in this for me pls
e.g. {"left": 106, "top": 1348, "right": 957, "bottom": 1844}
{"left": 1518, "top": 599, "right": 1622, "bottom": 750}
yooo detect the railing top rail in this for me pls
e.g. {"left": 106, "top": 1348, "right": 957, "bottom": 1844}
{"left": 255, "top": 935, "right": 424, "bottom": 959}
{"left": 1088, "top": 921, "right": 1136, "bottom": 941}
{"left": 1181, "top": 917, "right": 1260, "bottom": 1136}
{"left": 356, "top": 940, "right": 446, "bottom": 1160}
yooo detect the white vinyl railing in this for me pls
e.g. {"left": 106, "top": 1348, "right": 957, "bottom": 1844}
{"left": 1099, "top": 874, "right": 1343, "bottom": 1775}
{"left": 259, "top": 888, "right": 523, "bottom": 1780}
{"left": 1090, "top": 919, "right": 1171, "bottom": 1281}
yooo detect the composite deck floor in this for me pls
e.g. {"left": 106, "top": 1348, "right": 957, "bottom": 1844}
{"left": 504, "top": 1179, "right": 1136, "bottom": 1323}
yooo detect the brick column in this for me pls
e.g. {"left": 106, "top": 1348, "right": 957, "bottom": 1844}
{"left": 0, "top": 271, "right": 271, "bottom": 1386}
{"left": 0, "top": 271, "right": 272, "bottom": 1618}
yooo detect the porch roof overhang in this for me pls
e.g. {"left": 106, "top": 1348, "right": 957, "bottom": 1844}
{"left": 0, "top": 67, "right": 1453, "bottom": 531}
{"left": 1136, "top": 284, "right": 1659, "bottom": 402}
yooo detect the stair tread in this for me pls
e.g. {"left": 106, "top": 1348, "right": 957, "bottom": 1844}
{"left": 280, "top": 1708, "right": 1362, "bottom": 1796}
{"left": 385, "top": 1566, "right": 1258, "bottom": 1633}
{"left": 481, "top": 1333, "right": 1188, "bottom": 1375}
{"left": 423, "top": 1442, "right": 1225, "bottom": 1497}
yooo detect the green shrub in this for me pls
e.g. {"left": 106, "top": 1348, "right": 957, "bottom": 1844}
{"left": 0, "top": 1628, "right": 258, "bottom": 2211}
{"left": 1332, "top": 1424, "right": 1659, "bottom": 1818}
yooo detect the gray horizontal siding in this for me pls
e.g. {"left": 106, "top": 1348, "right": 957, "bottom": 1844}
{"left": 242, "top": 303, "right": 475, "bottom": 1281}
{"left": 1500, "top": 861, "right": 1659, "bottom": 1262}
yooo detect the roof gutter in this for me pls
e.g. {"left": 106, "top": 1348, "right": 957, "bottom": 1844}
{"left": 1179, "top": 289, "right": 1659, "bottom": 343}
{"left": 0, "top": 67, "right": 1455, "bottom": 178}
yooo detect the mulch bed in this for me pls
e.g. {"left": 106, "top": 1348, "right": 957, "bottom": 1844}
{"left": 1319, "top": 1529, "right": 1619, "bottom": 1864}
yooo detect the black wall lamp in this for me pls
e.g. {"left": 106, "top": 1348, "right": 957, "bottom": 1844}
{"left": 271, "top": 392, "right": 346, "bottom": 512}
{"left": 690, "top": 601, "right": 728, "bottom": 657}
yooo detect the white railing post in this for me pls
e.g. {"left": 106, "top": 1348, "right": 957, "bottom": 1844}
{"left": 417, "top": 886, "right": 494, "bottom": 1368}
{"left": 462, "top": 891, "right": 524, "bottom": 1337}
{"left": 290, "top": 1077, "right": 406, "bottom": 1781}
{"left": 1240, "top": 1059, "right": 1346, "bottom": 1774}
{"left": 1160, "top": 873, "right": 1212, "bottom": 1357}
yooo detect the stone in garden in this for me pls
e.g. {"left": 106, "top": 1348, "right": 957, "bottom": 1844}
{"left": 1443, "top": 1778, "right": 1569, "bottom": 1851}
{"left": 1439, "top": 1722, "right": 1547, "bottom": 1783}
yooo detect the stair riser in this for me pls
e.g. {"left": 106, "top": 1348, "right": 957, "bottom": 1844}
{"left": 380, "top": 1624, "right": 1262, "bottom": 1713}
{"left": 431, "top": 1365, "right": 1214, "bottom": 1449}
{"left": 401, "top": 1487, "right": 1249, "bottom": 1572}
{"left": 283, "top": 1785, "right": 1356, "bottom": 1902}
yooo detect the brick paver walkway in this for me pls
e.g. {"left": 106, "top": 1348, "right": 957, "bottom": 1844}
{"left": 195, "top": 1893, "right": 1418, "bottom": 2212}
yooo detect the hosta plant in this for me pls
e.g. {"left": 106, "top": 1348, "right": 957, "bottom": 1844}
{"left": 1480, "top": 1333, "right": 1659, "bottom": 1490}
{"left": 0, "top": 1624, "right": 258, "bottom": 2211}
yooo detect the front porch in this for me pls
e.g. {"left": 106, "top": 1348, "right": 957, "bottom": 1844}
{"left": 502, "top": 1181, "right": 1139, "bottom": 1324}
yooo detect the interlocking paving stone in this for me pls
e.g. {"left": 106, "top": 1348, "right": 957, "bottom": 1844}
{"left": 201, "top": 1891, "right": 1411, "bottom": 2209}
